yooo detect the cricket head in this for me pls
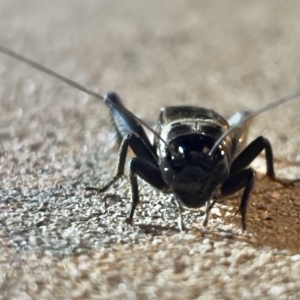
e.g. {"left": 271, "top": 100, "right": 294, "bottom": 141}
{"left": 160, "top": 134, "right": 229, "bottom": 208}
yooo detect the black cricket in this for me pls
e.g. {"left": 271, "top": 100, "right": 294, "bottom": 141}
{"left": 0, "top": 45, "right": 299, "bottom": 231}
{"left": 87, "top": 92, "right": 298, "bottom": 231}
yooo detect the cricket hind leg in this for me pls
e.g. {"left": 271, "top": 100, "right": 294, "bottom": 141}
{"left": 105, "top": 92, "right": 125, "bottom": 144}
{"left": 86, "top": 132, "right": 158, "bottom": 193}
{"left": 87, "top": 92, "right": 158, "bottom": 192}
{"left": 86, "top": 132, "right": 167, "bottom": 225}
{"left": 229, "top": 136, "right": 300, "bottom": 186}
{"left": 227, "top": 110, "right": 252, "bottom": 160}
{"left": 87, "top": 93, "right": 166, "bottom": 223}
{"left": 104, "top": 92, "right": 155, "bottom": 153}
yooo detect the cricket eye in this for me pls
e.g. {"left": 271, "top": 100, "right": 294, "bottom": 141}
{"left": 167, "top": 144, "right": 185, "bottom": 162}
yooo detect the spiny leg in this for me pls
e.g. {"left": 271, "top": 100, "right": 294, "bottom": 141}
{"left": 86, "top": 132, "right": 157, "bottom": 194}
{"left": 126, "top": 157, "right": 167, "bottom": 225}
{"left": 230, "top": 136, "right": 300, "bottom": 186}
{"left": 104, "top": 92, "right": 155, "bottom": 155}
{"left": 220, "top": 168, "right": 255, "bottom": 231}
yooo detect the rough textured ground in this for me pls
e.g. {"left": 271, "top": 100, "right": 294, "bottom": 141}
{"left": 0, "top": 1, "right": 300, "bottom": 299}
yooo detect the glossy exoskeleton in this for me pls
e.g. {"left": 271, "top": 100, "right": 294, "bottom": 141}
{"left": 0, "top": 44, "right": 299, "bottom": 231}
{"left": 88, "top": 92, "right": 297, "bottom": 231}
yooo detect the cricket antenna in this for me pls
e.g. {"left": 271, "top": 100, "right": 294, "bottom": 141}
{"left": 0, "top": 45, "right": 104, "bottom": 101}
{"left": 209, "top": 88, "right": 300, "bottom": 156}
{"left": 0, "top": 44, "right": 167, "bottom": 146}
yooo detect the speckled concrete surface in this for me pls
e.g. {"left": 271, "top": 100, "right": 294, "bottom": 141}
{"left": 0, "top": 1, "right": 300, "bottom": 299}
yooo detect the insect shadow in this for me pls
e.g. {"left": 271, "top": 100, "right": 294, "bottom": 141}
{"left": 1, "top": 45, "right": 300, "bottom": 232}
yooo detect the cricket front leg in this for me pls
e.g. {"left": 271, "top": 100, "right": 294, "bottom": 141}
{"left": 202, "top": 198, "right": 219, "bottom": 228}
